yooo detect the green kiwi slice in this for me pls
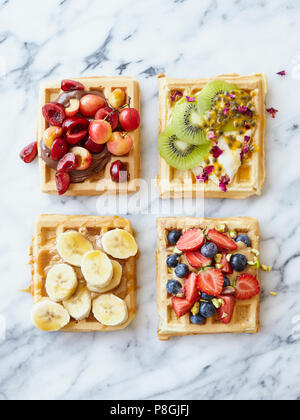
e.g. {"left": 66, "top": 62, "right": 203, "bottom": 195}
{"left": 158, "top": 126, "right": 211, "bottom": 171}
{"left": 196, "top": 80, "right": 238, "bottom": 112}
{"left": 171, "top": 100, "right": 207, "bottom": 146}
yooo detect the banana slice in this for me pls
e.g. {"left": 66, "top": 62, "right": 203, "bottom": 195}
{"left": 92, "top": 294, "right": 128, "bottom": 326}
{"left": 82, "top": 250, "right": 113, "bottom": 289}
{"left": 102, "top": 229, "right": 138, "bottom": 259}
{"left": 88, "top": 260, "right": 123, "bottom": 293}
{"left": 57, "top": 231, "right": 93, "bottom": 267}
{"left": 31, "top": 300, "right": 70, "bottom": 331}
{"left": 63, "top": 285, "right": 91, "bottom": 321}
{"left": 46, "top": 263, "right": 78, "bottom": 302}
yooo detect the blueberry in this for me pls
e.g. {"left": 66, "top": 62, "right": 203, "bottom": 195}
{"left": 190, "top": 314, "right": 206, "bottom": 325}
{"left": 199, "top": 301, "right": 216, "bottom": 318}
{"left": 230, "top": 253, "right": 247, "bottom": 272}
{"left": 166, "top": 280, "right": 182, "bottom": 295}
{"left": 166, "top": 254, "right": 180, "bottom": 268}
{"left": 223, "top": 276, "right": 231, "bottom": 287}
{"left": 201, "top": 293, "right": 215, "bottom": 300}
{"left": 175, "top": 263, "right": 190, "bottom": 278}
{"left": 235, "top": 234, "right": 251, "bottom": 247}
{"left": 168, "top": 230, "right": 182, "bottom": 245}
{"left": 201, "top": 242, "right": 218, "bottom": 258}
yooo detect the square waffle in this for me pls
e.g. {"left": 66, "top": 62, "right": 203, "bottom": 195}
{"left": 37, "top": 77, "right": 141, "bottom": 196}
{"left": 156, "top": 217, "right": 260, "bottom": 340}
{"left": 30, "top": 215, "right": 137, "bottom": 332}
{"left": 157, "top": 74, "right": 267, "bottom": 199}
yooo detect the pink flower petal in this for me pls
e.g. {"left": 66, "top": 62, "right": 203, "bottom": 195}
{"left": 197, "top": 165, "right": 214, "bottom": 183}
{"left": 266, "top": 107, "right": 278, "bottom": 118}
{"left": 277, "top": 70, "right": 287, "bottom": 76}
{"left": 219, "top": 175, "right": 230, "bottom": 192}
{"left": 211, "top": 145, "right": 223, "bottom": 159}
{"left": 186, "top": 96, "right": 196, "bottom": 102}
{"left": 170, "top": 91, "right": 183, "bottom": 102}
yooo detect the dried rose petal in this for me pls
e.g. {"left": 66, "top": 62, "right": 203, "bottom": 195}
{"left": 186, "top": 96, "right": 196, "bottom": 102}
{"left": 223, "top": 108, "right": 230, "bottom": 116}
{"left": 207, "top": 131, "right": 218, "bottom": 140}
{"left": 170, "top": 90, "right": 183, "bottom": 102}
{"left": 277, "top": 70, "right": 286, "bottom": 76}
{"left": 219, "top": 174, "right": 230, "bottom": 192}
{"left": 238, "top": 106, "right": 253, "bottom": 118}
{"left": 197, "top": 165, "right": 214, "bottom": 183}
{"left": 266, "top": 107, "right": 278, "bottom": 118}
{"left": 244, "top": 123, "right": 251, "bottom": 130}
{"left": 211, "top": 145, "right": 223, "bottom": 159}
{"left": 244, "top": 136, "right": 250, "bottom": 142}
{"left": 228, "top": 93, "right": 236, "bottom": 99}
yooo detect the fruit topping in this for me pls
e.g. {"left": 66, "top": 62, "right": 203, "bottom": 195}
{"left": 42, "top": 102, "right": 66, "bottom": 127}
{"left": 57, "top": 230, "right": 93, "bottom": 266}
{"left": 223, "top": 276, "right": 231, "bottom": 288}
{"left": 235, "top": 234, "right": 251, "bottom": 247}
{"left": 174, "top": 263, "right": 190, "bottom": 279}
{"left": 166, "top": 254, "right": 180, "bottom": 268}
{"left": 107, "top": 132, "right": 133, "bottom": 156}
{"left": 217, "top": 295, "right": 236, "bottom": 324}
{"left": 171, "top": 100, "right": 207, "bottom": 145}
{"left": 20, "top": 142, "right": 38, "bottom": 163}
{"left": 95, "top": 107, "right": 118, "bottom": 130}
{"left": 92, "top": 294, "right": 128, "bottom": 327}
{"left": 80, "top": 94, "right": 106, "bottom": 117}
{"left": 168, "top": 230, "right": 182, "bottom": 245}
{"left": 166, "top": 280, "right": 182, "bottom": 296}
{"left": 43, "top": 127, "right": 63, "bottom": 149}
{"left": 55, "top": 172, "right": 70, "bottom": 195}
{"left": 101, "top": 229, "right": 138, "bottom": 259}
{"left": 184, "top": 273, "right": 198, "bottom": 304}
{"left": 201, "top": 242, "right": 218, "bottom": 259}
{"left": 172, "top": 297, "right": 192, "bottom": 318}
{"left": 63, "top": 117, "right": 90, "bottom": 145}
{"left": 201, "top": 293, "right": 214, "bottom": 300}
{"left": 190, "top": 313, "right": 206, "bottom": 325}
{"left": 51, "top": 138, "right": 69, "bottom": 161}
{"left": 234, "top": 273, "right": 260, "bottom": 300}
{"left": 185, "top": 251, "right": 211, "bottom": 268}
{"left": 207, "top": 229, "right": 238, "bottom": 251}
{"left": 110, "top": 160, "right": 128, "bottom": 183}
{"left": 89, "top": 120, "right": 112, "bottom": 144}
{"left": 220, "top": 252, "right": 233, "bottom": 275}
{"left": 230, "top": 253, "right": 247, "bottom": 272}
{"left": 199, "top": 301, "right": 216, "bottom": 318}
{"left": 65, "top": 98, "right": 80, "bottom": 118}
{"left": 69, "top": 146, "right": 92, "bottom": 171}
{"left": 57, "top": 152, "right": 78, "bottom": 172}
{"left": 119, "top": 107, "right": 140, "bottom": 132}
{"left": 82, "top": 137, "right": 105, "bottom": 154}
{"left": 109, "top": 89, "right": 126, "bottom": 109}
{"left": 176, "top": 229, "right": 205, "bottom": 252}
{"left": 222, "top": 286, "right": 235, "bottom": 295}
{"left": 61, "top": 79, "right": 84, "bottom": 92}
{"left": 197, "top": 268, "right": 224, "bottom": 297}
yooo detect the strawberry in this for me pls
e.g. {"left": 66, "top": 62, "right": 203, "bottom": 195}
{"left": 217, "top": 295, "right": 236, "bottom": 324}
{"left": 184, "top": 272, "right": 199, "bottom": 304}
{"left": 185, "top": 251, "right": 211, "bottom": 268}
{"left": 176, "top": 229, "right": 205, "bottom": 252}
{"left": 235, "top": 273, "right": 260, "bottom": 300}
{"left": 220, "top": 252, "right": 233, "bottom": 275}
{"left": 197, "top": 269, "right": 224, "bottom": 296}
{"left": 207, "top": 229, "right": 238, "bottom": 251}
{"left": 172, "top": 297, "right": 192, "bottom": 318}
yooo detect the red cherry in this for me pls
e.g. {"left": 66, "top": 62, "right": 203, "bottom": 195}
{"left": 80, "top": 94, "right": 106, "bottom": 117}
{"left": 62, "top": 116, "right": 89, "bottom": 145}
{"left": 110, "top": 160, "right": 128, "bottom": 183}
{"left": 95, "top": 107, "right": 118, "bottom": 130}
{"left": 42, "top": 102, "right": 66, "bottom": 127}
{"left": 55, "top": 172, "right": 70, "bottom": 195}
{"left": 119, "top": 108, "right": 140, "bottom": 131}
{"left": 61, "top": 80, "right": 84, "bottom": 92}
{"left": 82, "top": 137, "right": 105, "bottom": 154}
{"left": 20, "top": 142, "right": 38, "bottom": 163}
{"left": 57, "top": 153, "right": 78, "bottom": 172}
{"left": 51, "top": 138, "right": 69, "bottom": 160}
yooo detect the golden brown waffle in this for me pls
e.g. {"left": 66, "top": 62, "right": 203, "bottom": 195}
{"left": 37, "top": 77, "right": 141, "bottom": 196}
{"left": 30, "top": 215, "right": 137, "bottom": 332}
{"left": 156, "top": 217, "right": 260, "bottom": 340}
{"left": 157, "top": 74, "right": 267, "bottom": 199}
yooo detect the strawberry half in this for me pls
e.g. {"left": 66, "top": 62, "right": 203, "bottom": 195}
{"left": 235, "top": 273, "right": 260, "bottom": 300}
{"left": 172, "top": 297, "right": 192, "bottom": 318}
{"left": 197, "top": 269, "right": 224, "bottom": 296}
{"left": 220, "top": 252, "right": 233, "bottom": 275}
{"left": 176, "top": 229, "right": 205, "bottom": 252}
{"left": 185, "top": 251, "right": 211, "bottom": 268}
{"left": 217, "top": 295, "right": 236, "bottom": 324}
{"left": 207, "top": 229, "right": 238, "bottom": 251}
{"left": 184, "top": 272, "right": 199, "bottom": 304}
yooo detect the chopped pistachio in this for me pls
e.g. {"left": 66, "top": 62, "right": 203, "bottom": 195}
{"left": 261, "top": 264, "right": 272, "bottom": 272}
{"left": 229, "top": 230, "right": 237, "bottom": 239}
{"left": 251, "top": 248, "right": 260, "bottom": 256}
{"left": 221, "top": 312, "right": 228, "bottom": 319}
{"left": 212, "top": 298, "right": 221, "bottom": 309}
{"left": 214, "top": 253, "right": 222, "bottom": 264}
{"left": 270, "top": 291, "right": 277, "bottom": 297}
{"left": 215, "top": 224, "right": 227, "bottom": 233}
{"left": 215, "top": 263, "right": 223, "bottom": 270}
{"left": 173, "top": 247, "right": 183, "bottom": 255}
{"left": 247, "top": 256, "right": 260, "bottom": 268}
{"left": 191, "top": 301, "right": 200, "bottom": 316}
{"left": 168, "top": 268, "right": 173, "bottom": 275}
{"left": 226, "top": 253, "right": 232, "bottom": 262}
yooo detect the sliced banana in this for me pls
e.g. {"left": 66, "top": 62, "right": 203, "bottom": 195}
{"left": 82, "top": 250, "right": 113, "bottom": 290}
{"left": 92, "top": 294, "right": 128, "bottom": 326}
{"left": 46, "top": 263, "right": 78, "bottom": 302}
{"left": 88, "top": 260, "right": 123, "bottom": 293}
{"left": 102, "top": 229, "right": 138, "bottom": 259}
{"left": 63, "top": 285, "right": 91, "bottom": 321}
{"left": 57, "top": 231, "right": 93, "bottom": 267}
{"left": 31, "top": 300, "right": 70, "bottom": 331}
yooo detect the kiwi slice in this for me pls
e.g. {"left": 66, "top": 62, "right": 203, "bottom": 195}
{"left": 171, "top": 100, "right": 207, "bottom": 146}
{"left": 197, "top": 80, "right": 238, "bottom": 112}
{"left": 158, "top": 127, "right": 211, "bottom": 171}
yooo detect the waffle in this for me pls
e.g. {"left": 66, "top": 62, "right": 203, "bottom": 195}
{"left": 29, "top": 215, "right": 137, "bottom": 332}
{"left": 156, "top": 217, "right": 260, "bottom": 340}
{"left": 37, "top": 77, "right": 141, "bottom": 196}
{"left": 157, "top": 74, "right": 267, "bottom": 199}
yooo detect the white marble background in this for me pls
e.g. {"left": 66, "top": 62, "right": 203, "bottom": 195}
{"left": 0, "top": 0, "right": 300, "bottom": 400}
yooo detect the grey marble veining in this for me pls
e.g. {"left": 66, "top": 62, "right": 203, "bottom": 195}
{"left": 1, "top": 0, "right": 300, "bottom": 400}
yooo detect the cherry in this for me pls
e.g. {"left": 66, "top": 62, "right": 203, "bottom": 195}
{"left": 20, "top": 142, "right": 38, "bottom": 163}
{"left": 57, "top": 153, "right": 78, "bottom": 172}
{"left": 51, "top": 138, "right": 69, "bottom": 160}
{"left": 119, "top": 107, "right": 140, "bottom": 132}
{"left": 80, "top": 94, "right": 106, "bottom": 117}
{"left": 110, "top": 160, "right": 128, "bottom": 183}
{"left": 42, "top": 102, "right": 66, "bottom": 127}
{"left": 82, "top": 137, "right": 105, "bottom": 154}
{"left": 56, "top": 172, "right": 70, "bottom": 195}
{"left": 62, "top": 116, "right": 90, "bottom": 145}
{"left": 95, "top": 107, "right": 118, "bottom": 130}
{"left": 61, "top": 80, "right": 84, "bottom": 92}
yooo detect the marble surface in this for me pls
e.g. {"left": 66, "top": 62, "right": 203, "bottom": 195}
{"left": 1, "top": 0, "right": 300, "bottom": 401}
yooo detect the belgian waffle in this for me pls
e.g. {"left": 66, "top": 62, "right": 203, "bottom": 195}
{"left": 156, "top": 217, "right": 260, "bottom": 340}
{"left": 29, "top": 215, "right": 137, "bottom": 332}
{"left": 38, "top": 77, "right": 141, "bottom": 196}
{"left": 157, "top": 74, "right": 267, "bottom": 199}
